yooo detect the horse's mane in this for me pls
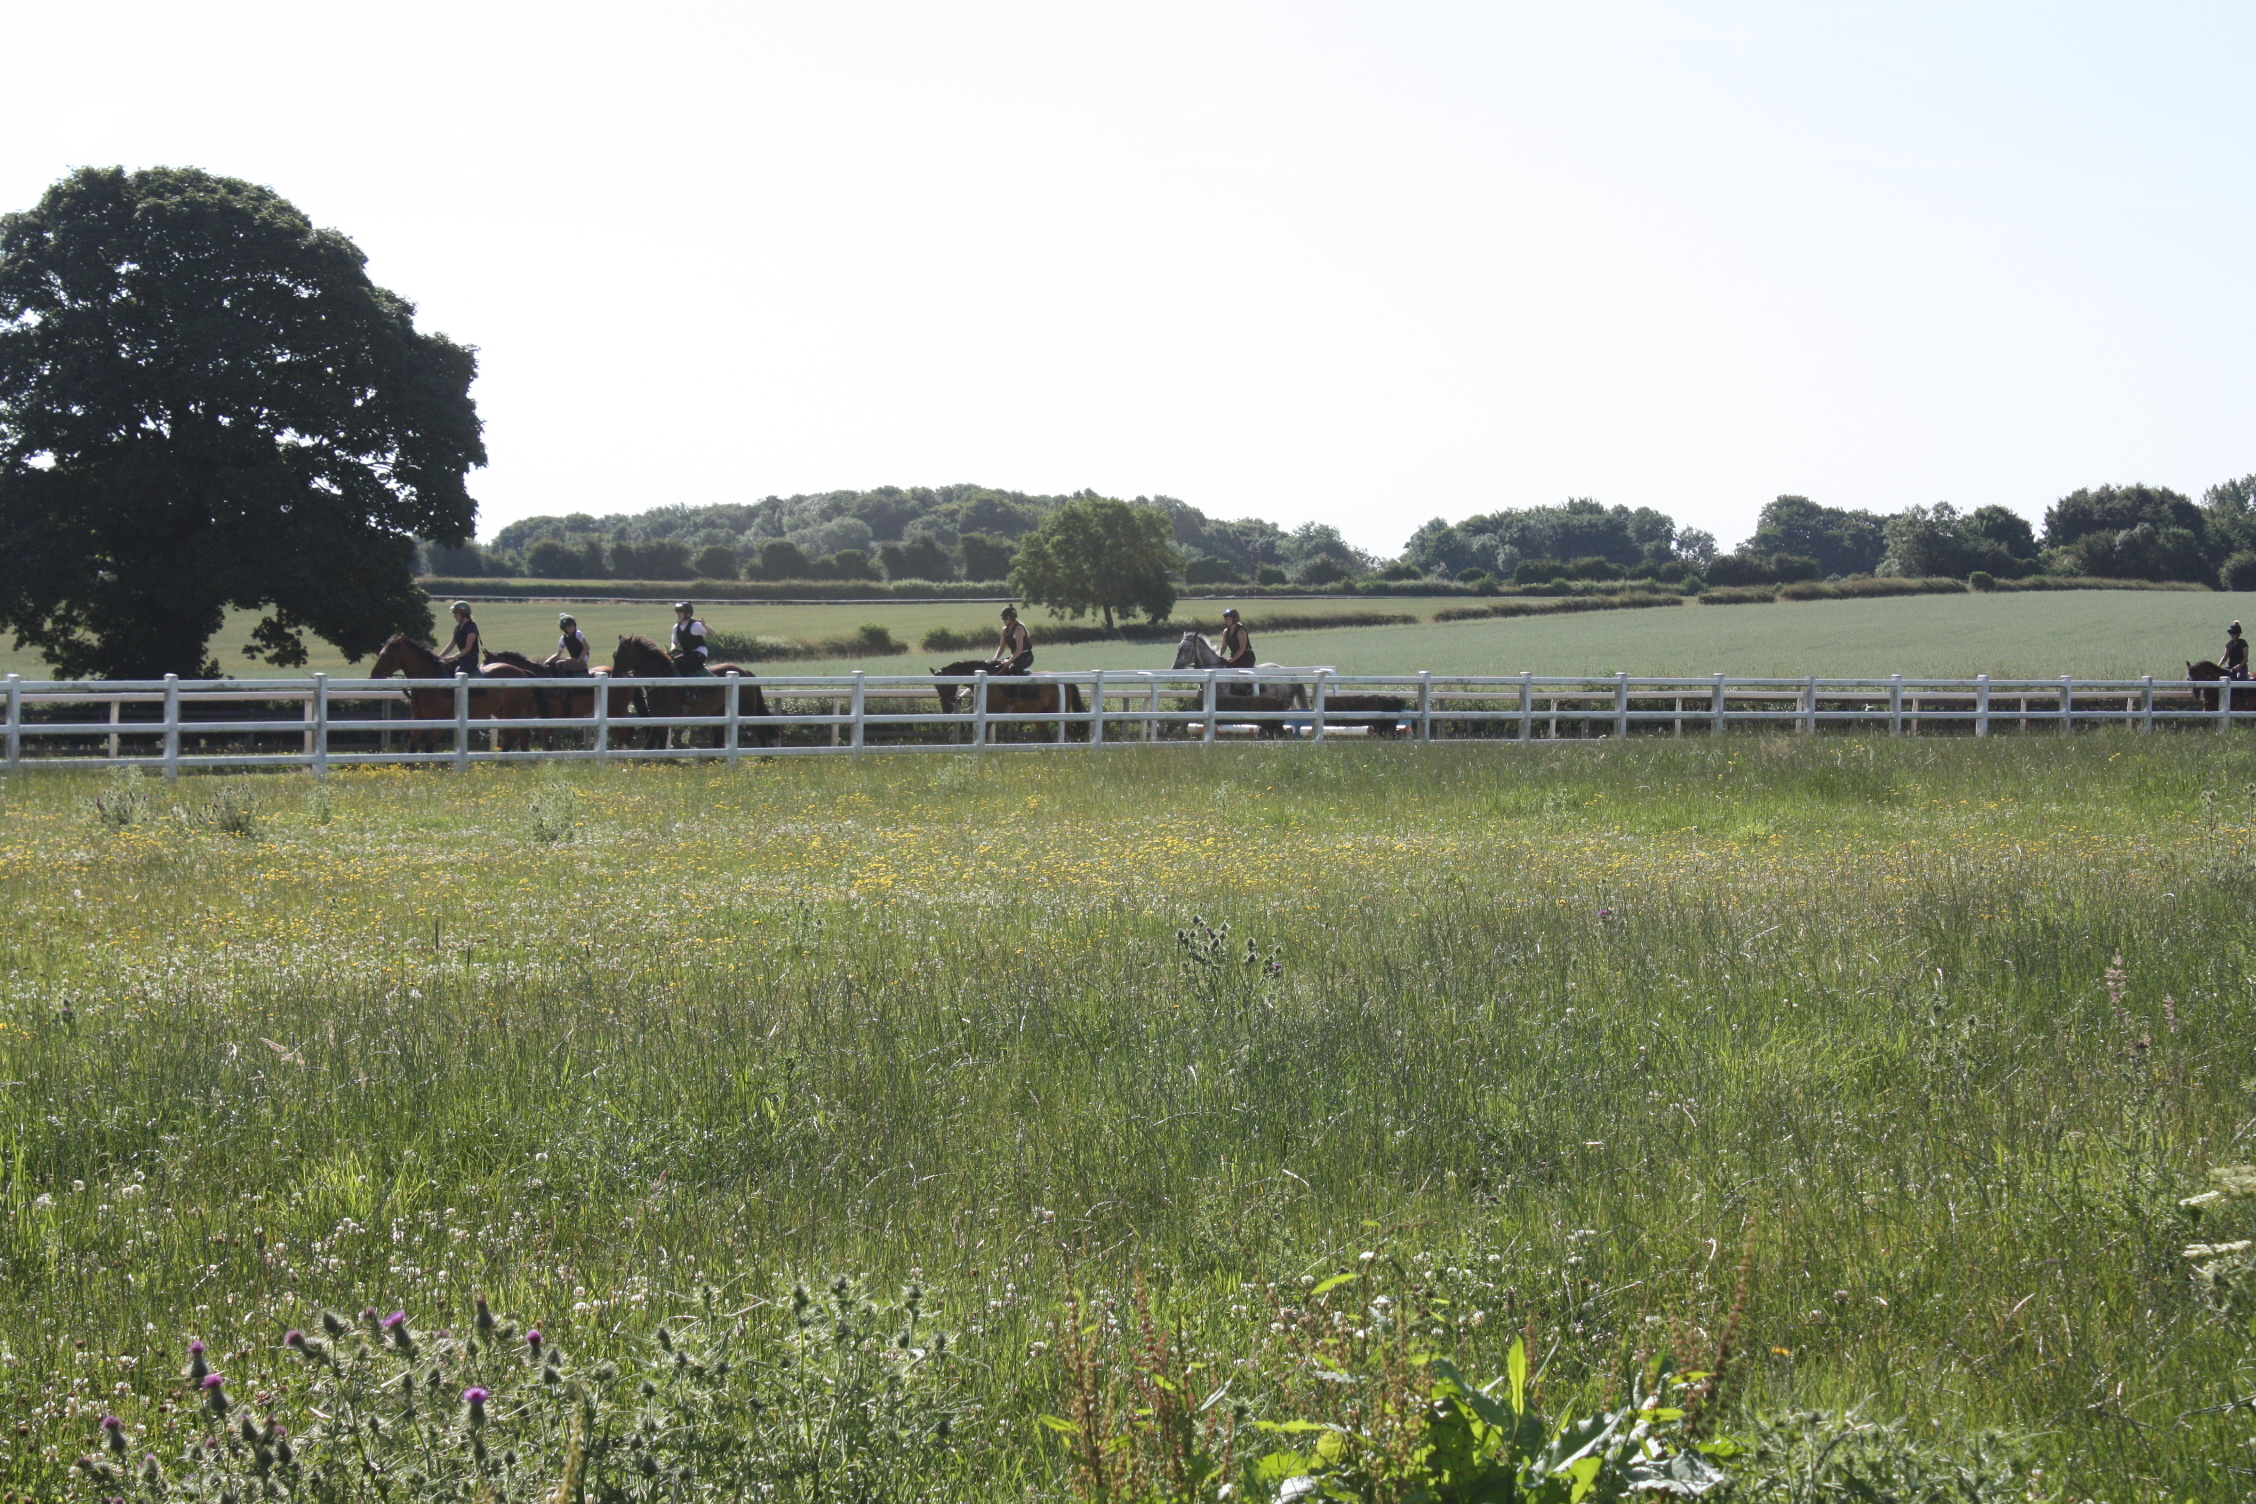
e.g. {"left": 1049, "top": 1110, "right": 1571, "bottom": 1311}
{"left": 485, "top": 649, "right": 544, "bottom": 674}
{"left": 612, "top": 634, "right": 676, "bottom": 675}
{"left": 933, "top": 660, "right": 991, "bottom": 676}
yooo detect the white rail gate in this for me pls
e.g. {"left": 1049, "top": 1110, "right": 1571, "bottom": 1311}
{"left": 1, "top": 669, "right": 2247, "bottom": 775}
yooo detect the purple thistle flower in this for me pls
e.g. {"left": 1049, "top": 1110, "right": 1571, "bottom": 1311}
{"left": 1598, "top": 908, "right": 1612, "bottom": 919}
{"left": 101, "top": 1415, "right": 122, "bottom": 1431}
{"left": 187, "top": 1339, "right": 206, "bottom": 1356}
{"left": 525, "top": 1329, "right": 542, "bottom": 1354}
{"left": 283, "top": 1330, "right": 305, "bottom": 1349}
{"left": 463, "top": 1386, "right": 489, "bottom": 1405}
{"left": 383, "top": 1311, "right": 408, "bottom": 1332}
{"left": 201, "top": 1374, "right": 226, "bottom": 1390}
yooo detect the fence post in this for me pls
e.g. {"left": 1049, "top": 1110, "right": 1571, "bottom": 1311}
{"left": 1313, "top": 670, "right": 1330, "bottom": 744}
{"left": 1417, "top": 671, "right": 1432, "bottom": 742}
{"left": 162, "top": 674, "right": 179, "bottom": 780}
{"left": 973, "top": 671, "right": 989, "bottom": 748}
{"left": 1518, "top": 671, "right": 1534, "bottom": 741}
{"left": 313, "top": 673, "right": 330, "bottom": 778}
{"left": 2224, "top": 671, "right": 2237, "bottom": 736}
{"left": 453, "top": 673, "right": 471, "bottom": 770}
{"left": 109, "top": 696, "right": 122, "bottom": 762}
{"left": 1145, "top": 678, "right": 1158, "bottom": 742}
{"left": 851, "top": 671, "right": 866, "bottom": 754}
{"left": 1975, "top": 674, "right": 1990, "bottom": 737}
{"left": 1091, "top": 671, "right": 1106, "bottom": 746}
{"left": 1803, "top": 674, "right": 1817, "bottom": 734}
{"left": 2141, "top": 675, "right": 2154, "bottom": 733}
{"left": 724, "top": 672, "right": 741, "bottom": 765}
{"left": 2060, "top": 675, "right": 2074, "bottom": 735}
{"left": 594, "top": 675, "right": 611, "bottom": 762}
{"left": 1614, "top": 672, "right": 1629, "bottom": 739}
{"left": 1202, "top": 670, "right": 1218, "bottom": 744}
{"left": 3, "top": 674, "right": 18, "bottom": 769}
{"left": 1889, "top": 674, "right": 1904, "bottom": 737}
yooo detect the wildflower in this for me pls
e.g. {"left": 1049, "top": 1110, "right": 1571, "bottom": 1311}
{"left": 463, "top": 1386, "right": 489, "bottom": 1427}
{"left": 321, "top": 1311, "right": 348, "bottom": 1338}
{"left": 474, "top": 1295, "right": 495, "bottom": 1333}
{"left": 186, "top": 1339, "right": 209, "bottom": 1382}
{"left": 101, "top": 1415, "right": 126, "bottom": 1455}
{"left": 1598, "top": 907, "right": 1612, "bottom": 919}
{"left": 203, "top": 1373, "right": 230, "bottom": 1415}
{"left": 525, "top": 1328, "right": 543, "bottom": 1357}
{"left": 284, "top": 1329, "right": 305, "bottom": 1350}
{"left": 383, "top": 1310, "right": 416, "bottom": 1355}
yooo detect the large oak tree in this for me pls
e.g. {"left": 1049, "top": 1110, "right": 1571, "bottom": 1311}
{"left": 0, "top": 167, "right": 484, "bottom": 678}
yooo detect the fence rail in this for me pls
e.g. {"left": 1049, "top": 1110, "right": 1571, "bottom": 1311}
{"left": 3, "top": 669, "right": 2249, "bottom": 775}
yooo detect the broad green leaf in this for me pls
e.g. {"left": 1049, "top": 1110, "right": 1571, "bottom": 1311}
{"left": 1566, "top": 1454, "right": 1603, "bottom": 1503}
{"left": 1312, "top": 1272, "right": 1361, "bottom": 1296}
{"left": 1508, "top": 1336, "right": 1529, "bottom": 1413}
{"left": 1037, "top": 1413, "right": 1081, "bottom": 1435}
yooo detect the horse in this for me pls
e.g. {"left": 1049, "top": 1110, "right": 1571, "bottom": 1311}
{"left": 930, "top": 660, "right": 1091, "bottom": 742}
{"left": 483, "top": 650, "right": 614, "bottom": 749}
{"left": 368, "top": 635, "right": 541, "bottom": 753}
{"left": 2187, "top": 660, "right": 2256, "bottom": 717}
{"left": 608, "top": 634, "right": 775, "bottom": 750}
{"left": 1170, "top": 632, "right": 1308, "bottom": 738}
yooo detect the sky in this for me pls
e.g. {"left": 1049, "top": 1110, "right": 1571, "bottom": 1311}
{"left": 3, "top": 2, "right": 2252, "bottom": 557}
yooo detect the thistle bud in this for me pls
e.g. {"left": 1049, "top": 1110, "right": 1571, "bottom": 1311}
{"left": 101, "top": 1415, "right": 126, "bottom": 1455}
{"left": 524, "top": 1328, "right": 543, "bottom": 1358}
{"left": 656, "top": 1326, "right": 672, "bottom": 1352}
{"left": 240, "top": 1413, "right": 258, "bottom": 1444}
{"left": 462, "top": 1386, "right": 489, "bottom": 1428}
{"left": 141, "top": 1453, "right": 163, "bottom": 1485}
{"left": 382, "top": 1310, "right": 415, "bottom": 1356}
{"left": 473, "top": 1295, "right": 495, "bottom": 1333}
{"left": 321, "top": 1311, "right": 348, "bottom": 1338}
{"left": 202, "top": 1374, "right": 230, "bottom": 1416}
{"left": 186, "top": 1338, "right": 209, "bottom": 1383}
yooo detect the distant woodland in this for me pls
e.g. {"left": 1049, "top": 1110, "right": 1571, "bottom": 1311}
{"left": 425, "top": 479, "right": 2256, "bottom": 592}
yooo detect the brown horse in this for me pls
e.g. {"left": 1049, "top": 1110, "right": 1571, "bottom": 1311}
{"left": 609, "top": 634, "right": 775, "bottom": 750}
{"left": 931, "top": 660, "right": 1091, "bottom": 742}
{"left": 482, "top": 650, "right": 620, "bottom": 749}
{"left": 369, "top": 635, "right": 540, "bottom": 753}
{"left": 2187, "top": 661, "right": 2256, "bottom": 716}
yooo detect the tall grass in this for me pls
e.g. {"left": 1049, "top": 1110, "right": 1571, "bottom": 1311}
{"left": 2, "top": 737, "right": 2253, "bottom": 1497}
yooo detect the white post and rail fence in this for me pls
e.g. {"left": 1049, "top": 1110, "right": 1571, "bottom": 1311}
{"left": 0, "top": 669, "right": 2245, "bottom": 776}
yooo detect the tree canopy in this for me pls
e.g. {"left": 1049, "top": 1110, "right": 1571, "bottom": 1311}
{"left": 0, "top": 167, "right": 483, "bottom": 677}
{"left": 1009, "top": 496, "right": 1180, "bottom": 631}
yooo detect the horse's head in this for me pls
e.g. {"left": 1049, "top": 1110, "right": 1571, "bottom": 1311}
{"left": 1172, "top": 632, "right": 1208, "bottom": 670}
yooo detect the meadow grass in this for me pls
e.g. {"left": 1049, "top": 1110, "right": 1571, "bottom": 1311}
{"left": 3, "top": 736, "right": 2255, "bottom": 1498}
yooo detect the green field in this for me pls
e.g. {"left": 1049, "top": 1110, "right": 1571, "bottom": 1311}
{"left": 5, "top": 739, "right": 2255, "bottom": 1499}
{"left": 6, "top": 590, "right": 2249, "bottom": 683}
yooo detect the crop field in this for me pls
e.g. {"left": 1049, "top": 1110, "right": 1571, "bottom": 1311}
{"left": 4, "top": 737, "right": 2256, "bottom": 1499}
{"left": 9, "top": 590, "right": 2255, "bottom": 683}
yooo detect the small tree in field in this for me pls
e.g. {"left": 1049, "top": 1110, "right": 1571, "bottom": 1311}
{"left": 0, "top": 167, "right": 484, "bottom": 678}
{"left": 1010, "top": 495, "right": 1180, "bottom": 631}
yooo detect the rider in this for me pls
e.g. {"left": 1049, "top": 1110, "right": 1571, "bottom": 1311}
{"left": 438, "top": 601, "right": 485, "bottom": 677}
{"left": 546, "top": 613, "right": 592, "bottom": 675}
{"left": 670, "top": 601, "right": 713, "bottom": 675}
{"left": 2229, "top": 621, "right": 2249, "bottom": 680}
{"left": 1218, "top": 608, "right": 1255, "bottom": 668}
{"left": 991, "top": 605, "right": 1034, "bottom": 675}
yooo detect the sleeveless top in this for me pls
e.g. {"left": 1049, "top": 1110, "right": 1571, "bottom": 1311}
{"left": 999, "top": 621, "right": 1030, "bottom": 655}
{"left": 672, "top": 620, "right": 708, "bottom": 658}
{"left": 1220, "top": 623, "right": 1250, "bottom": 659}
{"left": 2229, "top": 637, "right": 2248, "bottom": 671}
{"left": 558, "top": 630, "right": 589, "bottom": 661}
